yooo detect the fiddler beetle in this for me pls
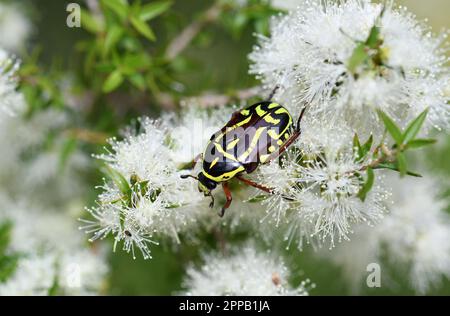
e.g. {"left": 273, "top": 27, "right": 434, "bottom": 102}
{"left": 181, "top": 87, "right": 307, "bottom": 217}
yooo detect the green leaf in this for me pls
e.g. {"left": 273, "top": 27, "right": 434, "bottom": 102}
{"left": 347, "top": 44, "right": 368, "bottom": 73}
{"left": 0, "top": 255, "right": 19, "bottom": 282}
{"left": 246, "top": 194, "right": 269, "bottom": 203}
{"left": 358, "top": 168, "right": 374, "bottom": 202}
{"left": 128, "top": 73, "right": 146, "bottom": 91}
{"left": 402, "top": 109, "right": 429, "bottom": 144}
{"left": 103, "top": 25, "right": 124, "bottom": 56}
{"left": 377, "top": 110, "right": 403, "bottom": 146}
{"left": 80, "top": 9, "right": 103, "bottom": 33}
{"left": 130, "top": 16, "right": 156, "bottom": 41}
{"left": 0, "top": 222, "right": 12, "bottom": 255}
{"left": 365, "top": 25, "right": 381, "bottom": 48}
{"left": 353, "top": 133, "right": 361, "bottom": 155}
{"left": 406, "top": 138, "right": 437, "bottom": 149}
{"left": 59, "top": 138, "right": 78, "bottom": 171}
{"left": 103, "top": 70, "right": 124, "bottom": 93}
{"left": 101, "top": 0, "right": 128, "bottom": 21}
{"left": 104, "top": 166, "right": 131, "bottom": 196}
{"left": 397, "top": 152, "right": 407, "bottom": 177}
{"left": 139, "top": 1, "right": 172, "bottom": 21}
{"left": 374, "top": 162, "right": 422, "bottom": 177}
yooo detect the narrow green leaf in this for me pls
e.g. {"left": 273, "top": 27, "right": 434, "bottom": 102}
{"left": 373, "top": 163, "right": 422, "bottom": 177}
{"left": 80, "top": 9, "right": 103, "bottom": 33}
{"left": 128, "top": 73, "right": 146, "bottom": 91}
{"left": 406, "top": 138, "right": 437, "bottom": 149}
{"left": 104, "top": 165, "right": 130, "bottom": 196}
{"left": 139, "top": 1, "right": 172, "bottom": 21}
{"left": 377, "top": 110, "right": 403, "bottom": 145}
{"left": 397, "top": 152, "right": 407, "bottom": 177}
{"left": 59, "top": 138, "right": 78, "bottom": 171}
{"left": 402, "top": 109, "right": 429, "bottom": 144}
{"left": 103, "top": 70, "right": 124, "bottom": 93}
{"left": 358, "top": 168, "right": 375, "bottom": 202}
{"left": 101, "top": 0, "right": 128, "bottom": 21}
{"left": 103, "top": 25, "right": 124, "bottom": 56}
{"left": 347, "top": 44, "right": 368, "bottom": 73}
{"left": 130, "top": 16, "right": 156, "bottom": 41}
{"left": 353, "top": 133, "right": 361, "bottom": 157}
{"left": 361, "top": 135, "right": 373, "bottom": 158}
{"left": 246, "top": 194, "right": 269, "bottom": 203}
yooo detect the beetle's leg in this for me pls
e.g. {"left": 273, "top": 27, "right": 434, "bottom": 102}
{"left": 209, "top": 193, "right": 215, "bottom": 209}
{"left": 294, "top": 106, "right": 307, "bottom": 133}
{"left": 219, "top": 182, "right": 232, "bottom": 217}
{"left": 236, "top": 175, "right": 273, "bottom": 194}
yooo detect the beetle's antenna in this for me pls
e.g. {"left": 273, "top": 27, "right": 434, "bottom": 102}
{"left": 180, "top": 174, "right": 198, "bottom": 180}
{"left": 267, "top": 85, "right": 280, "bottom": 101}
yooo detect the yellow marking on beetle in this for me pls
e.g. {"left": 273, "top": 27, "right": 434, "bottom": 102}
{"left": 260, "top": 154, "right": 270, "bottom": 163}
{"left": 226, "top": 138, "right": 240, "bottom": 150}
{"left": 215, "top": 114, "right": 253, "bottom": 142}
{"left": 268, "top": 102, "right": 279, "bottom": 109}
{"left": 210, "top": 157, "right": 219, "bottom": 169}
{"left": 240, "top": 109, "right": 250, "bottom": 116}
{"left": 284, "top": 133, "right": 290, "bottom": 139}
{"left": 203, "top": 166, "right": 245, "bottom": 182}
{"left": 277, "top": 139, "right": 283, "bottom": 146}
{"left": 255, "top": 105, "right": 267, "bottom": 117}
{"left": 275, "top": 107, "right": 289, "bottom": 114}
{"left": 214, "top": 143, "right": 238, "bottom": 161}
{"left": 263, "top": 114, "right": 280, "bottom": 125}
{"left": 268, "top": 129, "right": 281, "bottom": 139}
{"left": 268, "top": 145, "right": 276, "bottom": 153}
{"left": 238, "top": 127, "right": 266, "bottom": 161}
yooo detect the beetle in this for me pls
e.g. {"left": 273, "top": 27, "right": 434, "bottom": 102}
{"left": 181, "top": 88, "right": 306, "bottom": 217}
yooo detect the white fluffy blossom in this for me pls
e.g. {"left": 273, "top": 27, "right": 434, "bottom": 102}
{"left": 81, "top": 116, "right": 209, "bottom": 259}
{"left": 181, "top": 244, "right": 313, "bottom": 296}
{"left": 0, "top": 3, "right": 30, "bottom": 52}
{"left": 0, "top": 254, "right": 56, "bottom": 296}
{"left": 324, "top": 175, "right": 450, "bottom": 294}
{"left": 0, "top": 49, "right": 24, "bottom": 116}
{"left": 0, "top": 196, "right": 108, "bottom": 296}
{"left": 255, "top": 125, "right": 388, "bottom": 249}
{"left": 249, "top": 0, "right": 450, "bottom": 133}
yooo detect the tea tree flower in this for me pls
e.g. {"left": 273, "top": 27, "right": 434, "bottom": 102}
{"left": 249, "top": 0, "right": 449, "bottom": 133}
{"left": 325, "top": 176, "right": 450, "bottom": 294}
{"left": 0, "top": 49, "right": 23, "bottom": 116}
{"left": 81, "top": 117, "right": 207, "bottom": 259}
{"left": 0, "top": 3, "right": 30, "bottom": 52}
{"left": 181, "top": 244, "right": 313, "bottom": 296}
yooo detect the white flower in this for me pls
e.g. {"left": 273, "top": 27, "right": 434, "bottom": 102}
{"left": 82, "top": 117, "right": 207, "bottom": 259}
{"left": 0, "top": 254, "right": 56, "bottom": 296}
{"left": 249, "top": 0, "right": 450, "bottom": 133}
{"left": 255, "top": 140, "right": 388, "bottom": 249}
{"left": 0, "top": 3, "right": 31, "bottom": 52}
{"left": 324, "top": 175, "right": 450, "bottom": 294}
{"left": 0, "top": 49, "right": 24, "bottom": 117}
{"left": 58, "top": 249, "right": 109, "bottom": 295}
{"left": 181, "top": 244, "right": 313, "bottom": 296}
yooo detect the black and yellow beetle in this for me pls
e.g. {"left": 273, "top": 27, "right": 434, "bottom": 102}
{"left": 182, "top": 88, "right": 306, "bottom": 217}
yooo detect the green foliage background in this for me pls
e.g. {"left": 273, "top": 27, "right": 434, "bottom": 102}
{"left": 7, "top": 0, "right": 449, "bottom": 295}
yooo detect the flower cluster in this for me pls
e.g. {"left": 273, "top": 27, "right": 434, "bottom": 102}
{"left": 324, "top": 175, "right": 450, "bottom": 294}
{"left": 250, "top": 0, "right": 449, "bottom": 134}
{"left": 181, "top": 244, "right": 313, "bottom": 296}
{"left": 0, "top": 48, "right": 23, "bottom": 117}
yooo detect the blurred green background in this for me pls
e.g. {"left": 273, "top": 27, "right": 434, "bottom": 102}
{"left": 22, "top": 0, "right": 450, "bottom": 295}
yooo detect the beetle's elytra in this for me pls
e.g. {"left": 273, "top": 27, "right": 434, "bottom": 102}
{"left": 181, "top": 90, "right": 306, "bottom": 217}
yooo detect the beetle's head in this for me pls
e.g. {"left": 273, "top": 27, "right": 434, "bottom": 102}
{"left": 197, "top": 171, "right": 217, "bottom": 196}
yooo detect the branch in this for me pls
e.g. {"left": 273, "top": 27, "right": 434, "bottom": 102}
{"left": 165, "top": 2, "right": 222, "bottom": 60}
{"left": 180, "top": 86, "right": 261, "bottom": 108}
